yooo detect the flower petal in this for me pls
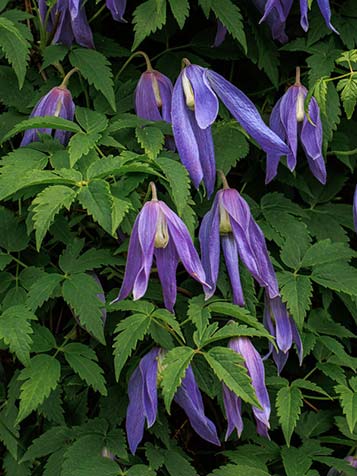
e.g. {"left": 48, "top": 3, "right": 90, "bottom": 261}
{"left": 126, "top": 366, "right": 145, "bottom": 454}
{"left": 223, "top": 384, "right": 243, "bottom": 440}
{"left": 206, "top": 69, "right": 289, "bottom": 156}
{"left": 299, "top": 0, "right": 309, "bottom": 31}
{"left": 190, "top": 120, "right": 216, "bottom": 196}
{"left": 135, "top": 72, "right": 163, "bottom": 122}
{"left": 106, "top": 0, "right": 127, "bottom": 22}
{"left": 269, "top": 296, "right": 293, "bottom": 354}
{"left": 221, "top": 234, "right": 244, "bottom": 306}
{"left": 140, "top": 348, "right": 159, "bottom": 427}
{"left": 300, "top": 97, "right": 323, "bottom": 161}
{"left": 212, "top": 20, "right": 227, "bottom": 47}
{"left": 266, "top": 98, "right": 285, "bottom": 183}
{"left": 155, "top": 238, "right": 179, "bottom": 312}
{"left": 70, "top": 0, "right": 95, "bottom": 48}
{"left": 280, "top": 85, "right": 302, "bottom": 171}
{"left": 316, "top": 0, "right": 339, "bottom": 34}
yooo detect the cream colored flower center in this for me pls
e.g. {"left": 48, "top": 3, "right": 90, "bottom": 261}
{"left": 296, "top": 90, "right": 305, "bottom": 123}
{"left": 219, "top": 203, "right": 232, "bottom": 234}
{"left": 154, "top": 211, "right": 169, "bottom": 248}
{"left": 151, "top": 75, "right": 162, "bottom": 108}
{"left": 182, "top": 70, "right": 195, "bottom": 110}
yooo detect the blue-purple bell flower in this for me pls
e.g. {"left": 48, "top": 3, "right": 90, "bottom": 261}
{"left": 112, "top": 182, "right": 208, "bottom": 312}
{"left": 126, "top": 348, "right": 220, "bottom": 453}
{"left": 266, "top": 67, "right": 326, "bottom": 185}
{"left": 199, "top": 174, "right": 279, "bottom": 306}
{"left": 106, "top": 0, "right": 127, "bottom": 22}
{"left": 171, "top": 59, "right": 289, "bottom": 197}
{"left": 39, "top": 0, "right": 94, "bottom": 48}
{"left": 135, "top": 69, "right": 173, "bottom": 123}
{"left": 253, "top": 0, "right": 290, "bottom": 43}
{"left": 20, "top": 84, "right": 75, "bottom": 147}
{"left": 223, "top": 337, "right": 271, "bottom": 439}
{"left": 353, "top": 186, "right": 357, "bottom": 233}
{"left": 212, "top": 20, "right": 227, "bottom": 47}
{"left": 263, "top": 293, "right": 303, "bottom": 374}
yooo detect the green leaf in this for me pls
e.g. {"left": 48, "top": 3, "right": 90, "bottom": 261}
{"left": 212, "top": 121, "right": 249, "bottom": 174}
{"left": 42, "top": 44, "right": 68, "bottom": 70}
{"left": 0, "top": 17, "right": 30, "bottom": 88}
{"left": 68, "top": 132, "right": 101, "bottom": 167}
{"left": 204, "top": 347, "right": 258, "bottom": 406}
{"left": 111, "top": 196, "right": 131, "bottom": 235}
{"left": 209, "top": 0, "right": 246, "bottom": 52}
{"left": 319, "top": 336, "right": 357, "bottom": 370}
{"left": 188, "top": 295, "right": 210, "bottom": 336}
{"left": 132, "top": 0, "right": 166, "bottom": 50}
{"left": 167, "top": 0, "right": 189, "bottom": 28}
{"left": 136, "top": 126, "right": 164, "bottom": 160}
{"left": 31, "top": 185, "right": 77, "bottom": 250}
{"left": 63, "top": 343, "right": 107, "bottom": 395}
{"left": 209, "top": 464, "right": 271, "bottom": 476}
{"left": 75, "top": 107, "right": 108, "bottom": 134}
{"left": 151, "top": 308, "right": 185, "bottom": 341}
{"left": 113, "top": 313, "right": 152, "bottom": 380}
{"left": 69, "top": 248, "right": 114, "bottom": 274}
{"left": 312, "top": 77, "right": 328, "bottom": 115}
{"left": 0, "top": 305, "right": 36, "bottom": 366}
{"left": 292, "top": 379, "right": 330, "bottom": 398}
{"left": 278, "top": 272, "right": 312, "bottom": 329}
{"left": 301, "top": 239, "right": 355, "bottom": 267}
{"left": 336, "top": 74, "right": 357, "bottom": 119}
{"left": 335, "top": 378, "right": 357, "bottom": 433}
{"left": 281, "top": 446, "right": 312, "bottom": 476}
{"left": 21, "top": 426, "right": 72, "bottom": 461}
{"left": 276, "top": 386, "right": 303, "bottom": 446}
{"left": 161, "top": 346, "right": 195, "bottom": 412}
{"left": 62, "top": 273, "right": 105, "bottom": 344}
{"left": 0, "top": 206, "right": 29, "bottom": 252}
{"left": 1, "top": 116, "right": 81, "bottom": 144}
{"left": 164, "top": 449, "right": 197, "bottom": 476}
{"left": 3, "top": 453, "right": 30, "bottom": 476}
{"left": 311, "top": 261, "right": 357, "bottom": 295}
{"left": 69, "top": 48, "right": 115, "bottom": 110}
{"left": 156, "top": 156, "right": 191, "bottom": 216}
{"left": 77, "top": 180, "right": 113, "bottom": 235}
{"left": 17, "top": 355, "right": 61, "bottom": 423}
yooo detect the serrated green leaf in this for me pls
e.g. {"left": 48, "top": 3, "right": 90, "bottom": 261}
{"left": 69, "top": 48, "right": 115, "bottom": 110}
{"left": 0, "top": 403, "right": 19, "bottom": 460}
{"left": 276, "top": 386, "right": 303, "bottom": 446}
{"left": 336, "top": 74, "right": 357, "bottom": 119}
{"left": 278, "top": 272, "right": 312, "bottom": 329}
{"left": 63, "top": 343, "right": 107, "bottom": 395}
{"left": 42, "top": 44, "right": 68, "bottom": 70}
{"left": 161, "top": 346, "right": 195, "bottom": 413}
{"left": 151, "top": 308, "right": 185, "bottom": 341}
{"left": 209, "top": 463, "right": 270, "bottom": 476}
{"left": 281, "top": 446, "right": 312, "bottom": 476}
{"left": 312, "top": 77, "right": 328, "bottom": 115}
{"left": 21, "top": 426, "right": 71, "bottom": 462}
{"left": 69, "top": 248, "right": 113, "bottom": 274}
{"left": 156, "top": 156, "right": 190, "bottom": 215}
{"left": 335, "top": 379, "right": 357, "bottom": 434}
{"left": 62, "top": 273, "right": 105, "bottom": 344}
{"left": 113, "top": 313, "right": 152, "bottom": 380}
{"left": 75, "top": 107, "right": 108, "bottom": 134}
{"left": 188, "top": 295, "right": 210, "bottom": 336}
{"left": 0, "top": 206, "right": 29, "bottom": 252}
{"left": 319, "top": 336, "right": 357, "bottom": 370}
{"left": 0, "top": 305, "right": 36, "bottom": 366}
{"left": 0, "top": 17, "right": 30, "bottom": 88}
{"left": 164, "top": 449, "right": 197, "bottom": 476}
{"left": 136, "top": 126, "right": 164, "bottom": 160}
{"left": 26, "top": 273, "right": 63, "bottom": 311}
{"left": 209, "top": 0, "right": 246, "bottom": 52}
{"left": 292, "top": 379, "right": 330, "bottom": 398}
{"left": 311, "top": 261, "right": 357, "bottom": 295}
{"left": 167, "top": 0, "right": 189, "bottom": 28}
{"left": 68, "top": 132, "right": 101, "bottom": 167}
{"left": 77, "top": 180, "right": 113, "bottom": 235}
{"left": 132, "top": 0, "right": 166, "bottom": 50}
{"left": 301, "top": 239, "right": 355, "bottom": 268}
{"left": 31, "top": 185, "right": 77, "bottom": 250}
{"left": 111, "top": 196, "right": 131, "bottom": 235}
{"left": 17, "top": 355, "right": 61, "bottom": 423}
{"left": 204, "top": 347, "right": 258, "bottom": 406}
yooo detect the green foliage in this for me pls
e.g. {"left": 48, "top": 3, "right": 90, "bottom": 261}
{"left": 276, "top": 385, "right": 303, "bottom": 447}
{"left": 132, "top": 0, "right": 166, "bottom": 50}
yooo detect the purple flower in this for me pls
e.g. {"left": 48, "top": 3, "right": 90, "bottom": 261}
{"left": 174, "top": 365, "right": 221, "bottom": 446}
{"left": 353, "top": 186, "right": 357, "bottom": 233}
{"left": 126, "top": 349, "right": 220, "bottom": 453}
{"left": 106, "top": 0, "right": 127, "bottom": 22}
{"left": 263, "top": 294, "right": 303, "bottom": 374}
{"left": 135, "top": 70, "right": 173, "bottom": 123}
{"left": 20, "top": 85, "right": 75, "bottom": 146}
{"left": 223, "top": 337, "right": 271, "bottom": 439}
{"left": 254, "top": 0, "right": 290, "bottom": 43}
{"left": 126, "top": 348, "right": 160, "bottom": 454}
{"left": 112, "top": 183, "right": 208, "bottom": 312}
{"left": 39, "top": 0, "right": 94, "bottom": 48}
{"left": 171, "top": 60, "right": 289, "bottom": 196}
{"left": 199, "top": 177, "right": 279, "bottom": 306}
{"left": 345, "top": 456, "right": 357, "bottom": 468}
{"left": 212, "top": 20, "right": 227, "bottom": 47}
{"left": 266, "top": 68, "right": 326, "bottom": 185}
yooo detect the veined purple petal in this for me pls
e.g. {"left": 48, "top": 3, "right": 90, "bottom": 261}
{"left": 155, "top": 239, "right": 179, "bottom": 313}
{"left": 280, "top": 85, "right": 302, "bottom": 171}
{"left": 255, "top": 0, "right": 291, "bottom": 42}
{"left": 291, "top": 317, "right": 303, "bottom": 365}
{"left": 317, "top": 0, "right": 339, "bottom": 33}
{"left": 305, "top": 153, "right": 327, "bottom": 184}
{"left": 135, "top": 70, "right": 173, "bottom": 123}
{"left": 229, "top": 337, "right": 270, "bottom": 431}
{"left": 126, "top": 348, "right": 159, "bottom": 454}
{"left": 220, "top": 189, "right": 279, "bottom": 299}
{"left": 70, "top": 0, "right": 95, "bottom": 48}
{"left": 185, "top": 65, "right": 219, "bottom": 129}
{"left": 223, "top": 384, "right": 243, "bottom": 440}
{"left": 172, "top": 70, "right": 203, "bottom": 189}
{"left": 190, "top": 120, "right": 216, "bottom": 196}
{"left": 205, "top": 69, "right": 289, "bottom": 156}
{"left": 266, "top": 98, "right": 285, "bottom": 183}
{"left": 262, "top": 300, "right": 289, "bottom": 374}
{"left": 299, "top": 0, "right": 309, "bottom": 31}
{"left": 38, "top": 0, "right": 47, "bottom": 24}
{"left": 159, "top": 201, "right": 208, "bottom": 288}
{"left": 213, "top": 20, "right": 227, "bottom": 47}
{"left": 354, "top": 186, "right": 357, "bottom": 233}
{"left": 174, "top": 366, "right": 220, "bottom": 446}
{"left": 106, "top": 0, "right": 127, "bottom": 22}
{"left": 199, "top": 198, "right": 220, "bottom": 299}
{"left": 221, "top": 234, "right": 244, "bottom": 306}
{"left": 268, "top": 296, "right": 292, "bottom": 354}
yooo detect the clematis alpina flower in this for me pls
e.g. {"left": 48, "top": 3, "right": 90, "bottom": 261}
{"left": 263, "top": 293, "right": 303, "bottom": 374}
{"left": 223, "top": 337, "right": 271, "bottom": 439}
{"left": 20, "top": 82, "right": 75, "bottom": 147}
{"left": 266, "top": 67, "right": 326, "bottom": 185}
{"left": 174, "top": 365, "right": 221, "bottom": 446}
{"left": 253, "top": 0, "right": 289, "bottom": 43}
{"left": 345, "top": 456, "right": 357, "bottom": 468}
{"left": 39, "top": 0, "right": 94, "bottom": 48}
{"left": 171, "top": 60, "right": 289, "bottom": 196}
{"left": 106, "top": 0, "right": 127, "bottom": 22}
{"left": 353, "top": 186, "right": 357, "bottom": 233}
{"left": 126, "top": 347, "right": 160, "bottom": 454}
{"left": 212, "top": 20, "right": 227, "bottom": 47}
{"left": 260, "top": 0, "right": 338, "bottom": 35}
{"left": 199, "top": 174, "right": 279, "bottom": 306}
{"left": 135, "top": 69, "right": 173, "bottom": 123}
{"left": 126, "top": 348, "right": 220, "bottom": 453}
{"left": 112, "top": 183, "right": 208, "bottom": 312}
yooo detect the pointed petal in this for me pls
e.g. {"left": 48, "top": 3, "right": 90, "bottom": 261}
{"left": 269, "top": 296, "right": 293, "bottom": 354}
{"left": 155, "top": 239, "right": 179, "bottom": 312}
{"left": 273, "top": 350, "right": 290, "bottom": 374}
{"left": 206, "top": 70, "right": 289, "bottom": 156}
{"left": 306, "top": 154, "right": 327, "bottom": 184}
{"left": 299, "top": 0, "right": 309, "bottom": 31}
{"left": 280, "top": 85, "right": 301, "bottom": 171}
{"left": 172, "top": 71, "right": 203, "bottom": 188}
{"left": 70, "top": 0, "right": 95, "bottom": 48}
{"left": 300, "top": 97, "right": 323, "bottom": 161}
{"left": 106, "top": 0, "right": 127, "bottom": 22}
{"left": 186, "top": 65, "right": 219, "bottom": 129}
{"left": 191, "top": 121, "right": 216, "bottom": 196}
{"left": 174, "top": 366, "right": 221, "bottom": 446}
{"left": 199, "top": 197, "right": 220, "bottom": 299}
{"left": 223, "top": 384, "right": 243, "bottom": 440}
{"left": 140, "top": 348, "right": 159, "bottom": 427}
{"left": 212, "top": 20, "right": 227, "bottom": 47}
{"left": 266, "top": 98, "right": 285, "bottom": 183}
{"left": 256, "top": 419, "right": 270, "bottom": 439}
{"left": 126, "top": 366, "right": 145, "bottom": 454}
{"left": 157, "top": 72, "right": 173, "bottom": 124}
{"left": 160, "top": 201, "right": 208, "bottom": 287}
{"left": 316, "top": 0, "right": 339, "bottom": 33}
{"left": 221, "top": 234, "right": 244, "bottom": 306}
{"left": 135, "top": 72, "right": 163, "bottom": 122}
{"left": 291, "top": 318, "right": 303, "bottom": 365}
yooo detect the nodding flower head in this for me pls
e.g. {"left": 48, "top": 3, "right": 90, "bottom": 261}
{"left": 135, "top": 69, "right": 173, "bottom": 123}
{"left": 106, "top": 0, "right": 127, "bottom": 22}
